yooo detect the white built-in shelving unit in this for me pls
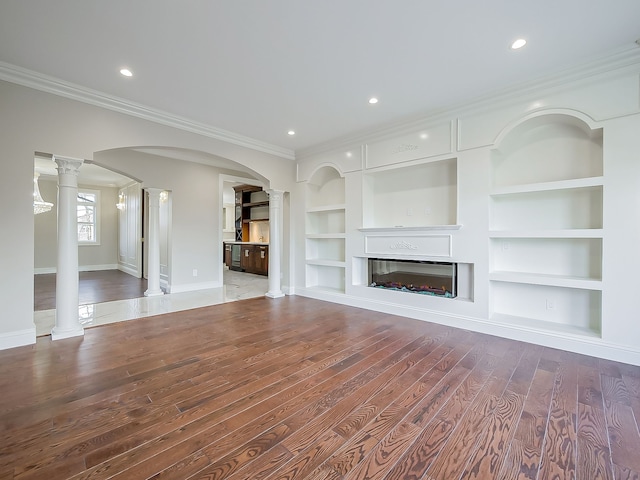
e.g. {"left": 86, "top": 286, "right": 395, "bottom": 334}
{"left": 305, "top": 166, "right": 346, "bottom": 293}
{"left": 362, "top": 158, "right": 458, "bottom": 229}
{"left": 489, "top": 114, "right": 603, "bottom": 338}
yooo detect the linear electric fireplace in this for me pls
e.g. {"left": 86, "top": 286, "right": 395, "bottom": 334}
{"left": 368, "top": 258, "right": 457, "bottom": 298}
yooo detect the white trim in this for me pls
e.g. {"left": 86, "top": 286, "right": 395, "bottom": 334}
{"left": 359, "top": 225, "right": 462, "bottom": 233}
{"left": 80, "top": 264, "right": 118, "bottom": 272}
{"left": 297, "top": 45, "right": 640, "bottom": 159}
{"left": 0, "top": 328, "right": 36, "bottom": 350}
{"left": 0, "top": 61, "right": 295, "bottom": 161}
{"left": 34, "top": 267, "right": 57, "bottom": 275}
{"left": 167, "top": 281, "right": 222, "bottom": 294}
{"left": 35, "top": 264, "right": 119, "bottom": 275}
{"left": 77, "top": 188, "right": 101, "bottom": 245}
{"left": 293, "top": 289, "right": 640, "bottom": 366}
{"left": 117, "top": 264, "right": 141, "bottom": 277}
{"left": 282, "top": 285, "right": 295, "bottom": 295}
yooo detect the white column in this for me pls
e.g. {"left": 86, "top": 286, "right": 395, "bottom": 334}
{"left": 144, "top": 188, "right": 164, "bottom": 297}
{"left": 52, "top": 156, "right": 84, "bottom": 340}
{"left": 266, "top": 189, "right": 285, "bottom": 298}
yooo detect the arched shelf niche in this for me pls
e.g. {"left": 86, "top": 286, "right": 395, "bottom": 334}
{"left": 488, "top": 111, "right": 604, "bottom": 338}
{"left": 305, "top": 164, "right": 346, "bottom": 294}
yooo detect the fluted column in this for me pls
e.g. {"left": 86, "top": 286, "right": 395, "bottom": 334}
{"left": 266, "top": 189, "right": 285, "bottom": 298}
{"left": 52, "top": 155, "right": 84, "bottom": 340}
{"left": 144, "top": 188, "right": 164, "bottom": 297}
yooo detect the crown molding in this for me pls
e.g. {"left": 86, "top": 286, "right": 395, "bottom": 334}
{"left": 0, "top": 61, "right": 295, "bottom": 161}
{"left": 297, "top": 44, "right": 640, "bottom": 160}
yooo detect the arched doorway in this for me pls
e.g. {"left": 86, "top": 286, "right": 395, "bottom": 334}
{"left": 33, "top": 146, "right": 279, "bottom": 336}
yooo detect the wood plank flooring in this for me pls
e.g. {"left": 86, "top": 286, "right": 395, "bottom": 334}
{"left": 34, "top": 270, "right": 147, "bottom": 311}
{"left": 1, "top": 296, "right": 639, "bottom": 479}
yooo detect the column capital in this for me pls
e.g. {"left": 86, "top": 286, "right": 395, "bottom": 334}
{"left": 53, "top": 155, "right": 84, "bottom": 176}
{"left": 266, "top": 189, "right": 285, "bottom": 204}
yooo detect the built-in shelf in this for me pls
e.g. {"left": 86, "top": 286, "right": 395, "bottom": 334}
{"left": 359, "top": 225, "right": 462, "bottom": 233}
{"left": 489, "top": 113, "right": 604, "bottom": 341}
{"left": 304, "top": 285, "right": 346, "bottom": 295}
{"left": 305, "top": 166, "right": 346, "bottom": 293}
{"left": 234, "top": 185, "right": 269, "bottom": 243}
{"left": 243, "top": 200, "right": 269, "bottom": 208}
{"left": 362, "top": 157, "right": 458, "bottom": 229}
{"left": 306, "top": 204, "right": 346, "bottom": 213}
{"left": 306, "top": 233, "right": 347, "bottom": 239}
{"left": 490, "top": 313, "right": 601, "bottom": 339}
{"left": 489, "top": 229, "right": 603, "bottom": 238}
{"left": 489, "top": 271, "right": 602, "bottom": 290}
{"left": 490, "top": 176, "right": 604, "bottom": 196}
{"left": 243, "top": 218, "right": 268, "bottom": 223}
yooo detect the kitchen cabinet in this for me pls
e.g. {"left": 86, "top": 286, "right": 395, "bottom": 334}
{"left": 254, "top": 245, "right": 268, "bottom": 276}
{"left": 239, "top": 244, "right": 269, "bottom": 276}
{"left": 224, "top": 243, "right": 232, "bottom": 268}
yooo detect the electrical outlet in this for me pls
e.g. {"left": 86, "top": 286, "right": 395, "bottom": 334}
{"left": 545, "top": 299, "right": 555, "bottom": 310}
{"left": 193, "top": 269, "right": 198, "bottom": 277}
{"left": 425, "top": 206, "right": 432, "bottom": 216}
{"left": 407, "top": 207, "right": 413, "bottom": 216}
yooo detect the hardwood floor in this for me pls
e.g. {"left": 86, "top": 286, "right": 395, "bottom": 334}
{"left": 34, "top": 270, "right": 147, "bottom": 311}
{"left": 1, "top": 296, "right": 639, "bottom": 479}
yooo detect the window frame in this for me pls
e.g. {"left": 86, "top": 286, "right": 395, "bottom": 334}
{"left": 77, "top": 188, "right": 101, "bottom": 245}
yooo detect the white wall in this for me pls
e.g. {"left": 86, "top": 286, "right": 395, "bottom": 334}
{"left": 33, "top": 178, "right": 58, "bottom": 270}
{"left": 97, "top": 149, "right": 243, "bottom": 291}
{"left": 0, "top": 79, "right": 296, "bottom": 349}
{"left": 34, "top": 179, "right": 120, "bottom": 272}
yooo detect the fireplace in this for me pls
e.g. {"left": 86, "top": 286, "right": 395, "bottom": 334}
{"left": 368, "top": 258, "right": 457, "bottom": 298}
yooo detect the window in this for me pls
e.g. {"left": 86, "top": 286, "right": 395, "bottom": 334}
{"left": 77, "top": 189, "right": 100, "bottom": 244}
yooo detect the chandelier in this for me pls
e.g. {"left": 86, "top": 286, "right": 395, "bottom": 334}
{"left": 33, "top": 172, "right": 53, "bottom": 215}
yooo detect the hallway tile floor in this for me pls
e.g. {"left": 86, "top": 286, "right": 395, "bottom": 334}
{"left": 34, "top": 269, "right": 269, "bottom": 336}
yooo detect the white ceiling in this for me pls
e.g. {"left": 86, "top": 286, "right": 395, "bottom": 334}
{"left": 2, "top": 1, "right": 640, "bottom": 156}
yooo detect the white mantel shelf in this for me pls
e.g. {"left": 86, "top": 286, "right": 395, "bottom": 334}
{"left": 358, "top": 225, "right": 462, "bottom": 233}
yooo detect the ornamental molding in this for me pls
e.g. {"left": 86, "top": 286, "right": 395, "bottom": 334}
{"left": 391, "top": 144, "right": 419, "bottom": 154}
{"left": 389, "top": 240, "right": 419, "bottom": 250}
{"left": 296, "top": 46, "right": 640, "bottom": 160}
{"left": 53, "top": 156, "right": 83, "bottom": 176}
{"left": 0, "top": 61, "right": 295, "bottom": 161}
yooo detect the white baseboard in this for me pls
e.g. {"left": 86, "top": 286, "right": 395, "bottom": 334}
{"left": 34, "top": 267, "right": 56, "bottom": 274}
{"left": 118, "top": 264, "right": 141, "bottom": 277}
{"left": 35, "top": 264, "right": 119, "bottom": 275}
{"left": 295, "top": 287, "right": 640, "bottom": 367}
{"left": 0, "top": 328, "right": 36, "bottom": 351}
{"left": 168, "top": 281, "right": 222, "bottom": 294}
{"left": 80, "top": 264, "right": 118, "bottom": 272}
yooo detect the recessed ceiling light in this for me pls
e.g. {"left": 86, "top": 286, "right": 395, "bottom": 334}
{"left": 287, "top": 130, "right": 295, "bottom": 136}
{"left": 369, "top": 97, "right": 379, "bottom": 104}
{"left": 511, "top": 38, "right": 527, "bottom": 50}
{"left": 120, "top": 68, "right": 133, "bottom": 77}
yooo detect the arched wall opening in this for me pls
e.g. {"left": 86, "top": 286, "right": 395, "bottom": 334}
{"left": 1, "top": 79, "right": 297, "bottom": 349}
{"left": 33, "top": 145, "right": 277, "bottom": 321}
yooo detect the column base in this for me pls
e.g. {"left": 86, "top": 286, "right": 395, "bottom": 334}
{"left": 51, "top": 326, "right": 84, "bottom": 341}
{"left": 144, "top": 289, "right": 165, "bottom": 297}
{"left": 265, "top": 291, "right": 285, "bottom": 299}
